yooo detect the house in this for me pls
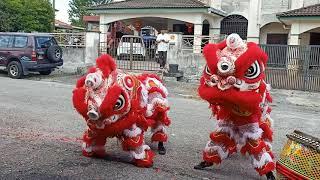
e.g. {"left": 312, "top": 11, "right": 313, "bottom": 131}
{"left": 88, "top": 0, "right": 320, "bottom": 49}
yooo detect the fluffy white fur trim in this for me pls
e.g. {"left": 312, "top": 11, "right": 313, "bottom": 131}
{"left": 204, "top": 141, "right": 229, "bottom": 160}
{"left": 123, "top": 124, "right": 142, "bottom": 138}
{"left": 82, "top": 143, "right": 105, "bottom": 153}
{"left": 237, "top": 123, "right": 263, "bottom": 146}
{"left": 151, "top": 124, "right": 166, "bottom": 134}
{"left": 250, "top": 152, "right": 273, "bottom": 168}
{"left": 130, "top": 145, "right": 150, "bottom": 160}
{"left": 215, "top": 122, "right": 263, "bottom": 147}
{"left": 145, "top": 98, "right": 169, "bottom": 117}
{"left": 140, "top": 84, "right": 148, "bottom": 108}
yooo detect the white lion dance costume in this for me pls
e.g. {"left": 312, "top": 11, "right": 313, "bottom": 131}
{"left": 194, "top": 34, "right": 275, "bottom": 180}
{"left": 72, "top": 55, "right": 171, "bottom": 167}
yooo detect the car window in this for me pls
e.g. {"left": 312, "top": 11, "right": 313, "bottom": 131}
{"left": 35, "top": 36, "right": 57, "bottom": 48}
{"left": 141, "top": 29, "right": 151, "bottom": 36}
{"left": 0, "top": 35, "right": 13, "bottom": 48}
{"left": 14, "top": 36, "right": 28, "bottom": 48}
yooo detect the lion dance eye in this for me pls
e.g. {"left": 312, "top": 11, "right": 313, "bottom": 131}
{"left": 245, "top": 61, "right": 260, "bottom": 79}
{"left": 205, "top": 65, "right": 212, "bottom": 75}
{"left": 114, "top": 94, "right": 125, "bottom": 111}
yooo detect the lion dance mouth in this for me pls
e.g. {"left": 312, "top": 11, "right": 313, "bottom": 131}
{"left": 196, "top": 33, "right": 275, "bottom": 177}
{"left": 72, "top": 54, "right": 171, "bottom": 167}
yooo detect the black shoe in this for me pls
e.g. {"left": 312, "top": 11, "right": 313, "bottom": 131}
{"left": 194, "top": 161, "right": 213, "bottom": 170}
{"left": 266, "top": 171, "right": 275, "bottom": 180}
{"left": 158, "top": 142, "right": 166, "bottom": 155}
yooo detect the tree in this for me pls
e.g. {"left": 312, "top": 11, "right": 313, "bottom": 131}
{"left": 68, "top": 0, "right": 112, "bottom": 27}
{"left": 0, "top": 0, "right": 54, "bottom": 32}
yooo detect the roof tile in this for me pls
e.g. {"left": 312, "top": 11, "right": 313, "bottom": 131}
{"left": 277, "top": 3, "right": 320, "bottom": 17}
{"left": 90, "top": 0, "right": 208, "bottom": 9}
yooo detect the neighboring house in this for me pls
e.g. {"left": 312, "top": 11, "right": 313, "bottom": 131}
{"left": 54, "top": 20, "right": 85, "bottom": 32}
{"left": 88, "top": 0, "right": 320, "bottom": 48}
{"left": 83, "top": 16, "right": 100, "bottom": 32}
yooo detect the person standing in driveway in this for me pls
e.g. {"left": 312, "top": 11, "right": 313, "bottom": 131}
{"left": 156, "top": 30, "right": 170, "bottom": 69}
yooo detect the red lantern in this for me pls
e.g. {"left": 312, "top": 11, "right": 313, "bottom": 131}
{"left": 186, "top": 23, "right": 194, "bottom": 34}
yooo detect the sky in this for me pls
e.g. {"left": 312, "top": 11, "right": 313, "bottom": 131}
{"left": 54, "top": 0, "right": 71, "bottom": 23}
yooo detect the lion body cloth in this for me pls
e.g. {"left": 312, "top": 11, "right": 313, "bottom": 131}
{"left": 72, "top": 55, "right": 170, "bottom": 167}
{"left": 195, "top": 34, "right": 275, "bottom": 178}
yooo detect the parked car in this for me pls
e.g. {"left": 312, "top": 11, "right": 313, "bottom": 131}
{"left": 117, "top": 35, "right": 146, "bottom": 61}
{"left": 0, "top": 32, "right": 63, "bottom": 79}
{"left": 140, "top": 26, "right": 157, "bottom": 58}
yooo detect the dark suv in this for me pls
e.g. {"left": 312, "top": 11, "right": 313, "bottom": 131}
{"left": 0, "top": 32, "right": 63, "bottom": 78}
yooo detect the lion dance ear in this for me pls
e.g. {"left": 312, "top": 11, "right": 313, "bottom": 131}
{"left": 203, "top": 40, "right": 227, "bottom": 74}
{"left": 96, "top": 54, "right": 117, "bottom": 77}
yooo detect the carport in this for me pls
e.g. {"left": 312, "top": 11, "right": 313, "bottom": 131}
{"left": 88, "top": 0, "right": 226, "bottom": 53}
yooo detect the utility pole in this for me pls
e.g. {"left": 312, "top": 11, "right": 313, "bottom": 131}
{"left": 52, "top": 0, "right": 56, "bottom": 32}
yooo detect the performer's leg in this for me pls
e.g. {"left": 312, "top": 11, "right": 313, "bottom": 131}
{"left": 121, "top": 124, "right": 154, "bottom": 168}
{"left": 194, "top": 130, "right": 236, "bottom": 169}
{"left": 151, "top": 121, "right": 169, "bottom": 155}
{"left": 239, "top": 123, "right": 275, "bottom": 179}
{"left": 82, "top": 129, "right": 107, "bottom": 158}
{"left": 146, "top": 91, "right": 171, "bottom": 155}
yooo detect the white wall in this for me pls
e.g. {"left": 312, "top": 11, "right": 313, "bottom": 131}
{"left": 260, "top": 22, "right": 290, "bottom": 44}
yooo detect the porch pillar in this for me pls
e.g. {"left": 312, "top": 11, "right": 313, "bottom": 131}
{"left": 99, "top": 15, "right": 108, "bottom": 43}
{"left": 194, "top": 23, "right": 203, "bottom": 53}
{"left": 247, "top": 0, "right": 262, "bottom": 43}
{"left": 209, "top": 18, "right": 222, "bottom": 43}
{"left": 289, "top": 23, "right": 301, "bottom": 45}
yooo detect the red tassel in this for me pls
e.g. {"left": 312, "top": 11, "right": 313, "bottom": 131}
{"left": 151, "top": 131, "right": 168, "bottom": 142}
{"left": 122, "top": 134, "right": 144, "bottom": 151}
{"left": 255, "top": 162, "right": 275, "bottom": 176}
{"left": 203, "top": 151, "right": 222, "bottom": 164}
{"left": 241, "top": 140, "right": 267, "bottom": 155}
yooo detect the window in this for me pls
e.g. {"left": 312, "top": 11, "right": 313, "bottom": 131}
{"left": 14, "top": 36, "right": 28, "bottom": 48}
{"left": 266, "top": 34, "right": 288, "bottom": 45}
{"left": 35, "top": 36, "right": 57, "bottom": 49}
{"left": 0, "top": 35, "right": 13, "bottom": 48}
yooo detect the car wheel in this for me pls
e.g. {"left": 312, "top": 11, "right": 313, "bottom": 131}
{"left": 47, "top": 45, "right": 63, "bottom": 62}
{"left": 7, "top": 61, "right": 23, "bottom": 79}
{"left": 39, "top": 70, "right": 52, "bottom": 75}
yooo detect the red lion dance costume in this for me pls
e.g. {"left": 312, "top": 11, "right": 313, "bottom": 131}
{"left": 194, "top": 34, "right": 275, "bottom": 180}
{"left": 72, "top": 54, "right": 170, "bottom": 167}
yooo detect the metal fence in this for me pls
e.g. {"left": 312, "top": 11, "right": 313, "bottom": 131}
{"left": 99, "top": 36, "right": 160, "bottom": 71}
{"left": 50, "top": 32, "right": 85, "bottom": 48}
{"left": 260, "top": 44, "right": 320, "bottom": 92}
{"left": 181, "top": 35, "right": 226, "bottom": 51}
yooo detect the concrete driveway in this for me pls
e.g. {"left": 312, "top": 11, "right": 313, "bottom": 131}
{"left": 0, "top": 74, "right": 319, "bottom": 179}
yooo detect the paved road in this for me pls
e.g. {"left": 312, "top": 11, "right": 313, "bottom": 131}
{"left": 0, "top": 74, "right": 320, "bottom": 180}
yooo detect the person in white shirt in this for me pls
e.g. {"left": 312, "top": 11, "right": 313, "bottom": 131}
{"left": 156, "top": 30, "right": 170, "bottom": 69}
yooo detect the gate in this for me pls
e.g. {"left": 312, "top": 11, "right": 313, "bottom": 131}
{"left": 260, "top": 44, "right": 320, "bottom": 92}
{"left": 99, "top": 36, "right": 160, "bottom": 71}
{"left": 221, "top": 15, "right": 248, "bottom": 39}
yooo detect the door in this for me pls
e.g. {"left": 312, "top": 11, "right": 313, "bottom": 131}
{"left": 0, "top": 35, "right": 14, "bottom": 66}
{"left": 309, "top": 33, "right": 320, "bottom": 68}
{"left": 309, "top": 33, "right": 320, "bottom": 45}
